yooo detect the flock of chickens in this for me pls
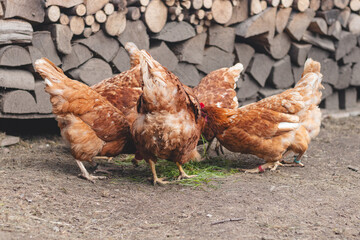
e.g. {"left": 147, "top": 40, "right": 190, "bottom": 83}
{"left": 34, "top": 42, "right": 324, "bottom": 185}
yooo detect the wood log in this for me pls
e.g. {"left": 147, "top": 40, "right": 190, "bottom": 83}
{"left": 323, "top": 91, "right": 339, "bottom": 110}
{"left": 85, "top": 15, "right": 95, "bottom": 26}
{"left": 173, "top": 63, "right": 201, "bottom": 87}
{"left": 69, "top": 16, "right": 85, "bottom": 35}
{"left": 236, "top": 74, "right": 260, "bottom": 100}
{"left": 78, "top": 30, "right": 119, "bottom": 61}
{"left": 338, "top": 7, "right": 350, "bottom": 28}
{"left": 316, "top": 9, "right": 340, "bottom": 25}
{"left": 117, "top": 20, "right": 150, "bottom": 50}
{"left": 91, "top": 22, "right": 100, "bottom": 33}
{"left": 334, "top": 0, "right": 350, "bottom": 9}
{"left": 62, "top": 44, "right": 93, "bottom": 71}
{"left": 196, "top": 9, "right": 205, "bottom": 20}
{"left": 105, "top": 11, "right": 126, "bottom": 36}
{"left": 350, "top": 0, "right": 360, "bottom": 11}
{"left": 83, "top": 27, "right": 92, "bottom": 38}
{"left": 258, "top": 88, "right": 285, "bottom": 98}
{"left": 144, "top": 0, "right": 167, "bottom": 33}
{"left": 0, "top": 20, "right": 33, "bottom": 45}
{"left": 339, "top": 88, "right": 357, "bottom": 109}
{"left": 261, "top": 0, "right": 268, "bottom": 10}
{"left": 171, "top": 33, "right": 206, "bottom": 64}
{"left": 45, "top": 24, "right": 73, "bottom": 55}
{"left": 309, "top": 0, "right": 321, "bottom": 10}
{"left": 348, "top": 14, "right": 360, "bottom": 35}
{"left": 71, "top": 58, "right": 112, "bottom": 85}
{"left": 247, "top": 53, "right": 275, "bottom": 87}
{"left": 149, "top": 42, "right": 178, "bottom": 71}
{"left": 308, "top": 17, "right": 328, "bottom": 35}
{"left": 251, "top": 0, "right": 263, "bottom": 15}
{"left": 212, "top": 0, "right": 233, "bottom": 24}
{"left": 334, "top": 64, "right": 352, "bottom": 90}
{"left": 196, "top": 47, "right": 235, "bottom": 74}
{"left": 0, "top": 3, "right": 4, "bottom": 18}
{"left": 289, "top": 42, "right": 312, "bottom": 66}
{"left": 112, "top": 47, "right": 131, "bottom": 72}
{"left": 235, "top": 7, "right": 276, "bottom": 38}
{"left": 286, "top": 9, "right": 315, "bottom": 41}
{"left": 127, "top": 0, "right": 149, "bottom": 6}
{"left": 322, "top": 58, "right": 339, "bottom": 85}
{"left": 34, "top": 81, "right": 52, "bottom": 114}
{"left": 60, "top": 14, "right": 70, "bottom": 25}
{"left": 95, "top": 10, "right": 107, "bottom": 23}
{"left": 32, "top": 31, "right": 61, "bottom": 66}
{"left": 1, "top": 90, "right": 38, "bottom": 114}
{"left": 45, "top": 6, "right": 61, "bottom": 23}
{"left": 292, "top": 65, "right": 304, "bottom": 83}
{"left": 165, "top": 0, "right": 176, "bottom": 7}
{"left": 307, "top": 46, "right": 330, "bottom": 61}
{"left": 2, "top": 0, "right": 45, "bottom": 23}
{"left": 320, "top": 0, "right": 334, "bottom": 10}
{"left": 203, "top": 0, "right": 213, "bottom": 9}
{"left": 195, "top": 25, "right": 204, "bottom": 34}
{"left": 234, "top": 43, "right": 255, "bottom": 70}
{"left": 342, "top": 47, "right": 360, "bottom": 64}
{"left": 127, "top": 7, "right": 141, "bottom": 20}
{"left": 269, "top": 55, "right": 294, "bottom": 88}
{"left": 327, "top": 20, "right": 341, "bottom": 39}
{"left": 45, "top": 0, "right": 84, "bottom": 8}
{"left": 68, "top": 4, "right": 87, "bottom": 16}
{"left": 267, "top": 32, "right": 292, "bottom": 59}
{"left": 335, "top": 31, "right": 357, "bottom": 61}
{"left": 152, "top": 21, "right": 195, "bottom": 42}
{"left": 320, "top": 83, "right": 333, "bottom": 100}
{"left": 177, "top": 13, "right": 185, "bottom": 22}
{"left": 112, "top": 0, "right": 127, "bottom": 10}
{"left": 225, "top": 0, "right": 248, "bottom": 26}
{"left": 302, "top": 31, "right": 335, "bottom": 52}
{"left": 276, "top": 8, "right": 292, "bottom": 33}
{"left": 104, "top": 3, "right": 115, "bottom": 15}
{"left": 0, "top": 68, "right": 34, "bottom": 90}
{"left": 0, "top": 46, "right": 31, "bottom": 66}
{"left": 208, "top": 24, "right": 235, "bottom": 53}
{"left": 180, "top": 1, "right": 191, "bottom": 9}
{"left": 84, "top": 0, "right": 109, "bottom": 15}
{"left": 192, "top": 0, "right": 203, "bottom": 9}
{"left": 267, "top": 0, "right": 280, "bottom": 7}
{"left": 293, "top": 0, "right": 310, "bottom": 12}
{"left": 350, "top": 62, "right": 360, "bottom": 86}
{"left": 169, "top": 6, "right": 181, "bottom": 16}
{"left": 27, "top": 46, "right": 45, "bottom": 71}
{"left": 281, "top": 0, "right": 294, "bottom": 7}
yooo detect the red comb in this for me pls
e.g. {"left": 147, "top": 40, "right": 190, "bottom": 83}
{"left": 200, "top": 102, "right": 205, "bottom": 109}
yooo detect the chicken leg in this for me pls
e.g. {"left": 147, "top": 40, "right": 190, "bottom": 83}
{"left": 176, "top": 162, "right": 197, "bottom": 180}
{"left": 281, "top": 152, "right": 305, "bottom": 167}
{"left": 76, "top": 160, "right": 107, "bottom": 183}
{"left": 242, "top": 161, "right": 283, "bottom": 173}
{"left": 149, "top": 159, "right": 169, "bottom": 186}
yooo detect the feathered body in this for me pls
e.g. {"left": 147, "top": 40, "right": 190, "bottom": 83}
{"left": 35, "top": 58, "right": 130, "bottom": 181}
{"left": 132, "top": 50, "right": 202, "bottom": 184}
{"left": 202, "top": 58, "right": 323, "bottom": 172}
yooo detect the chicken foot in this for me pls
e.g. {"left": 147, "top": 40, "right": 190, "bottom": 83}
{"left": 176, "top": 162, "right": 197, "bottom": 180}
{"left": 76, "top": 160, "right": 107, "bottom": 183}
{"left": 214, "top": 139, "right": 225, "bottom": 156}
{"left": 242, "top": 161, "right": 283, "bottom": 173}
{"left": 149, "top": 159, "right": 169, "bottom": 186}
{"left": 281, "top": 152, "right": 305, "bottom": 167}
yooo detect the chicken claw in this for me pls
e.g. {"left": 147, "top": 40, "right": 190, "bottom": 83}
{"left": 148, "top": 159, "right": 170, "bottom": 186}
{"left": 281, "top": 154, "right": 305, "bottom": 167}
{"left": 242, "top": 162, "right": 280, "bottom": 173}
{"left": 176, "top": 162, "right": 197, "bottom": 180}
{"left": 76, "top": 160, "right": 107, "bottom": 183}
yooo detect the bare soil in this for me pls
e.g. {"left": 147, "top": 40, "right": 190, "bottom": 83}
{"left": 0, "top": 116, "right": 360, "bottom": 240}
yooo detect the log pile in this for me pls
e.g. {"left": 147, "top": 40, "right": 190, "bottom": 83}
{"left": 1, "top": 0, "right": 360, "bottom": 119}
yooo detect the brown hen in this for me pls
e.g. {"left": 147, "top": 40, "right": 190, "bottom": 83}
{"left": 201, "top": 58, "right": 324, "bottom": 173}
{"left": 132, "top": 50, "right": 202, "bottom": 185}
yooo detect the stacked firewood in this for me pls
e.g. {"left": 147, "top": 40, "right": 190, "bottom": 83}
{"left": 0, "top": 0, "right": 359, "bottom": 119}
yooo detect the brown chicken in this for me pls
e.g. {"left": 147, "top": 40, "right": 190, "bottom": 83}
{"left": 132, "top": 50, "right": 202, "bottom": 185}
{"left": 35, "top": 58, "right": 131, "bottom": 182}
{"left": 201, "top": 58, "right": 324, "bottom": 173}
{"left": 192, "top": 63, "right": 243, "bottom": 154}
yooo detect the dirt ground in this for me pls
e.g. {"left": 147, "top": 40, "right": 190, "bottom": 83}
{"left": 0, "top": 115, "right": 360, "bottom": 240}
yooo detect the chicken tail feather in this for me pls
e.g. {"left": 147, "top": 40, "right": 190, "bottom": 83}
{"left": 125, "top": 42, "right": 141, "bottom": 68}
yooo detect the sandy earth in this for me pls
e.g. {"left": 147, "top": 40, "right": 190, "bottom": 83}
{"left": 0, "top": 116, "right": 359, "bottom": 240}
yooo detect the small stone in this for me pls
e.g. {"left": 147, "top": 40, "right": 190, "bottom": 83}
{"left": 0, "top": 136, "right": 20, "bottom": 147}
{"left": 206, "top": 214, "right": 212, "bottom": 218}
{"left": 53, "top": 226, "right": 60, "bottom": 232}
